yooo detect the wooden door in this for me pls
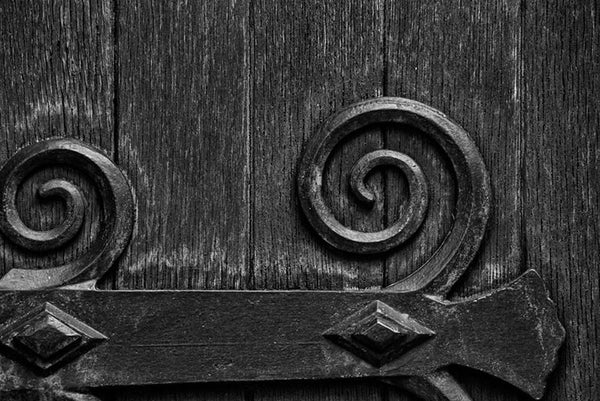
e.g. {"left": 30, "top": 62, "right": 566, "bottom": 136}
{"left": 0, "top": 0, "right": 597, "bottom": 400}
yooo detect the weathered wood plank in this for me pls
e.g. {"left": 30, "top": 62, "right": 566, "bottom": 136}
{"left": 111, "top": 0, "right": 250, "bottom": 400}
{"left": 522, "top": 1, "right": 600, "bottom": 400}
{"left": 250, "top": 0, "right": 387, "bottom": 293}
{"left": 384, "top": 1, "right": 523, "bottom": 400}
{"left": 114, "top": 0, "right": 251, "bottom": 291}
{"left": 0, "top": 1, "right": 114, "bottom": 292}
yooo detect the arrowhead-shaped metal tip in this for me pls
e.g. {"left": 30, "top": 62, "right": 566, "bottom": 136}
{"left": 448, "top": 269, "right": 565, "bottom": 399}
{"left": 506, "top": 270, "right": 565, "bottom": 399}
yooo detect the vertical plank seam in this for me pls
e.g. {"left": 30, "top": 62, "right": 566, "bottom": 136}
{"left": 246, "top": 0, "right": 256, "bottom": 291}
{"left": 381, "top": 0, "right": 389, "bottom": 98}
{"left": 112, "top": 0, "right": 120, "bottom": 164}
{"left": 517, "top": 0, "right": 528, "bottom": 278}
{"left": 111, "top": 0, "right": 121, "bottom": 290}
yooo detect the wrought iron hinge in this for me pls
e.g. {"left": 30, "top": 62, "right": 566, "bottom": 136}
{"left": 0, "top": 98, "right": 564, "bottom": 401}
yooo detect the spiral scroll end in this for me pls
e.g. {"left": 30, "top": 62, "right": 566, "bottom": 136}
{"left": 0, "top": 138, "right": 135, "bottom": 290}
{"left": 297, "top": 98, "right": 491, "bottom": 293}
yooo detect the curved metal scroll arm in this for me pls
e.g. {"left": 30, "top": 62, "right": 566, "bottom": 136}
{"left": 297, "top": 97, "right": 492, "bottom": 296}
{"left": 383, "top": 371, "right": 474, "bottom": 401}
{"left": 0, "top": 139, "right": 134, "bottom": 290}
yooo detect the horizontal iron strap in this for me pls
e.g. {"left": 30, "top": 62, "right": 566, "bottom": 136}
{"left": 0, "top": 272, "right": 561, "bottom": 399}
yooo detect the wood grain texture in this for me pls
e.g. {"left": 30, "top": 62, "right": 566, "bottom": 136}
{"left": 250, "top": 0, "right": 387, "bottom": 292}
{"left": 0, "top": 1, "right": 114, "bottom": 291}
{"left": 522, "top": 1, "right": 600, "bottom": 400}
{"left": 113, "top": 0, "right": 251, "bottom": 290}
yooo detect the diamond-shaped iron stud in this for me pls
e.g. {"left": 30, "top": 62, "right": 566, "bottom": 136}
{"left": 0, "top": 302, "right": 107, "bottom": 374}
{"left": 323, "top": 300, "right": 435, "bottom": 366}
{"left": 13, "top": 314, "right": 82, "bottom": 360}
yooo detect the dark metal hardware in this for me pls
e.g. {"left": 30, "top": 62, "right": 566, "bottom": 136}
{"left": 297, "top": 98, "right": 491, "bottom": 295}
{"left": 0, "top": 138, "right": 135, "bottom": 290}
{"left": 0, "top": 271, "right": 562, "bottom": 400}
{"left": 0, "top": 98, "right": 564, "bottom": 401}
